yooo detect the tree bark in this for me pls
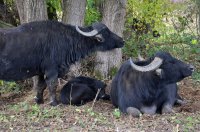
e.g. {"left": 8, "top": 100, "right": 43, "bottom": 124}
{"left": 95, "top": 0, "right": 126, "bottom": 78}
{"left": 62, "top": 0, "right": 86, "bottom": 25}
{"left": 15, "top": 0, "right": 48, "bottom": 24}
{"left": 197, "top": 0, "right": 200, "bottom": 37}
{"left": 62, "top": 0, "right": 86, "bottom": 77}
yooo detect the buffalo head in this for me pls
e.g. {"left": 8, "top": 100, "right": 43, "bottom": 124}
{"left": 130, "top": 51, "right": 194, "bottom": 84}
{"left": 76, "top": 22, "right": 125, "bottom": 51}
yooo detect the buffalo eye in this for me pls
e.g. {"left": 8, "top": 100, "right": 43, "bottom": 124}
{"left": 95, "top": 34, "right": 105, "bottom": 42}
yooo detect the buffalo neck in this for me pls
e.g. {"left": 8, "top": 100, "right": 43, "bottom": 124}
{"left": 63, "top": 34, "right": 98, "bottom": 66}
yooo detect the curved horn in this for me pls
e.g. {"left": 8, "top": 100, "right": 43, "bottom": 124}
{"left": 75, "top": 25, "right": 99, "bottom": 37}
{"left": 129, "top": 57, "right": 163, "bottom": 72}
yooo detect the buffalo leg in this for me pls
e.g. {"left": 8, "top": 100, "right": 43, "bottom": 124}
{"left": 33, "top": 75, "right": 47, "bottom": 104}
{"left": 45, "top": 70, "right": 58, "bottom": 106}
{"left": 175, "top": 93, "right": 186, "bottom": 105}
{"left": 140, "top": 105, "right": 157, "bottom": 115}
{"left": 162, "top": 103, "right": 173, "bottom": 114}
{"left": 126, "top": 107, "right": 141, "bottom": 117}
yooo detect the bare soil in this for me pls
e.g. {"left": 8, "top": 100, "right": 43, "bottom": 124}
{"left": 0, "top": 78, "right": 200, "bottom": 131}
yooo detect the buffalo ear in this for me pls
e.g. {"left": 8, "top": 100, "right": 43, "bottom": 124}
{"left": 95, "top": 34, "right": 105, "bottom": 42}
{"left": 156, "top": 68, "right": 163, "bottom": 78}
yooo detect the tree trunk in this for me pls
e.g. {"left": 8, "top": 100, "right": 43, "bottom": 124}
{"left": 62, "top": 0, "right": 86, "bottom": 25}
{"left": 197, "top": 0, "right": 200, "bottom": 38}
{"left": 94, "top": 0, "right": 104, "bottom": 15}
{"left": 15, "top": 0, "right": 48, "bottom": 24}
{"left": 62, "top": 0, "right": 86, "bottom": 77}
{"left": 95, "top": 0, "right": 126, "bottom": 78}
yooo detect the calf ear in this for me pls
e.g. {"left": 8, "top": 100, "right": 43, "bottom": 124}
{"left": 95, "top": 34, "right": 105, "bottom": 42}
{"left": 156, "top": 68, "right": 163, "bottom": 78}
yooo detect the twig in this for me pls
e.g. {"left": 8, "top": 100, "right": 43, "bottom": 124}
{"left": 91, "top": 88, "right": 101, "bottom": 110}
{"left": 58, "top": 79, "right": 61, "bottom": 87}
{"left": 186, "top": 24, "right": 196, "bottom": 37}
{"left": 58, "top": 78, "right": 68, "bottom": 87}
{"left": 69, "top": 84, "right": 73, "bottom": 106}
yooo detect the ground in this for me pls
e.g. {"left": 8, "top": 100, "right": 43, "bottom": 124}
{"left": 0, "top": 78, "right": 200, "bottom": 131}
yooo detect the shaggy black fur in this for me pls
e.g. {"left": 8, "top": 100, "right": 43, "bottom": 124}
{"left": 111, "top": 51, "right": 194, "bottom": 115}
{"left": 60, "top": 76, "right": 110, "bottom": 106}
{"left": 0, "top": 20, "right": 124, "bottom": 105}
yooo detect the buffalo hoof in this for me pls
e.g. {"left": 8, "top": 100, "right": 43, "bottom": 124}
{"left": 162, "top": 104, "right": 173, "bottom": 114}
{"left": 140, "top": 105, "right": 156, "bottom": 115}
{"left": 126, "top": 107, "right": 141, "bottom": 117}
{"left": 34, "top": 96, "right": 44, "bottom": 104}
{"left": 49, "top": 100, "right": 59, "bottom": 106}
{"left": 176, "top": 99, "right": 186, "bottom": 106}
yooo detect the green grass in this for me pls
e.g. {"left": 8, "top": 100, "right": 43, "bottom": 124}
{"left": 0, "top": 81, "right": 22, "bottom": 94}
{"left": 170, "top": 113, "right": 200, "bottom": 132}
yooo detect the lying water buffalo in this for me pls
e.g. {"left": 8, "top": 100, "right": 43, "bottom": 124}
{"left": 111, "top": 51, "right": 194, "bottom": 117}
{"left": 137, "top": 54, "right": 186, "bottom": 109}
{"left": 60, "top": 76, "right": 110, "bottom": 106}
{"left": 0, "top": 20, "right": 124, "bottom": 105}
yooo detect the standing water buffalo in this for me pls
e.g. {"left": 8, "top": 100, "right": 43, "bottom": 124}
{"left": 0, "top": 20, "right": 124, "bottom": 106}
{"left": 60, "top": 76, "right": 110, "bottom": 106}
{"left": 111, "top": 51, "right": 194, "bottom": 117}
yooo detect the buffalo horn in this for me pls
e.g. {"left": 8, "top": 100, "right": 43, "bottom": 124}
{"left": 75, "top": 25, "right": 99, "bottom": 37}
{"left": 129, "top": 57, "right": 163, "bottom": 72}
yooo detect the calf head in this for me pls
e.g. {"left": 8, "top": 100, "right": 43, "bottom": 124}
{"left": 91, "top": 80, "right": 110, "bottom": 100}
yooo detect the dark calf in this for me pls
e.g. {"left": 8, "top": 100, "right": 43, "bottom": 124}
{"left": 60, "top": 76, "right": 110, "bottom": 106}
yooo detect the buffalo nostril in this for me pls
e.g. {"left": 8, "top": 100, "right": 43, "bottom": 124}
{"left": 189, "top": 65, "right": 195, "bottom": 72}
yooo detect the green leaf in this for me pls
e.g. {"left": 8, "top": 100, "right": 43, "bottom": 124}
{"left": 191, "top": 39, "right": 198, "bottom": 45}
{"left": 113, "top": 109, "right": 121, "bottom": 119}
